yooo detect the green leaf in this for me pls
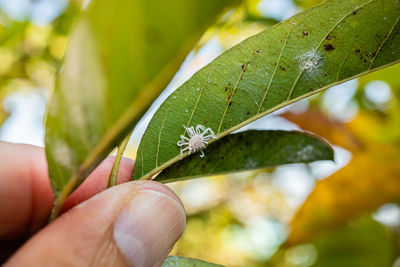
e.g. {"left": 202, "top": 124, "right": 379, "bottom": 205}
{"left": 45, "top": 0, "right": 237, "bottom": 216}
{"left": 156, "top": 130, "right": 333, "bottom": 183}
{"left": 311, "top": 217, "right": 394, "bottom": 267}
{"left": 162, "top": 256, "right": 224, "bottom": 267}
{"left": 272, "top": 216, "right": 394, "bottom": 267}
{"left": 133, "top": 0, "right": 400, "bottom": 180}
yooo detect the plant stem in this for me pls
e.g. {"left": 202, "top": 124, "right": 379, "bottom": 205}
{"left": 108, "top": 131, "right": 132, "bottom": 187}
{"left": 48, "top": 132, "right": 132, "bottom": 223}
{"left": 48, "top": 175, "right": 79, "bottom": 223}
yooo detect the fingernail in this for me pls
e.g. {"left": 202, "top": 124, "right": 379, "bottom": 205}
{"left": 113, "top": 189, "right": 186, "bottom": 267}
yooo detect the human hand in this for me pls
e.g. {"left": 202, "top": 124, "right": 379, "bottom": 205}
{"left": 0, "top": 142, "right": 186, "bottom": 266}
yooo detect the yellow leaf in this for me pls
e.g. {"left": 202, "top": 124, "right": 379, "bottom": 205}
{"left": 288, "top": 145, "right": 400, "bottom": 244}
{"left": 283, "top": 108, "right": 400, "bottom": 244}
{"left": 281, "top": 109, "right": 363, "bottom": 152}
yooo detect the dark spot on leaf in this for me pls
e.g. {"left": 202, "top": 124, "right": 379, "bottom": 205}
{"left": 303, "top": 31, "right": 309, "bottom": 36}
{"left": 224, "top": 86, "right": 228, "bottom": 92}
{"left": 247, "top": 111, "right": 250, "bottom": 115}
{"left": 203, "top": 120, "right": 207, "bottom": 124}
{"left": 324, "top": 72, "right": 328, "bottom": 77}
{"left": 228, "top": 102, "right": 232, "bottom": 107}
{"left": 355, "top": 49, "right": 360, "bottom": 53}
{"left": 221, "top": 156, "right": 225, "bottom": 160}
{"left": 352, "top": 10, "right": 357, "bottom": 15}
{"left": 280, "top": 66, "right": 286, "bottom": 71}
{"left": 326, "top": 35, "right": 332, "bottom": 40}
{"left": 324, "top": 44, "right": 335, "bottom": 51}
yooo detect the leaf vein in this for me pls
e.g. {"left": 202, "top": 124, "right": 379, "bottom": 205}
{"left": 257, "top": 31, "right": 290, "bottom": 114}
{"left": 184, "top": 75, "right": 210, "bottom": 131}
{"left": 217, "top": 52, "right": 253, "bottom": 134}
{"left": 336, "top": 38, "right": 358, "bottom": 81}
{"left": 368, "top": 15, "right": 400, "bottom": 70}
{"left": 155, "top": 103, "right": 172, "bottom": 167}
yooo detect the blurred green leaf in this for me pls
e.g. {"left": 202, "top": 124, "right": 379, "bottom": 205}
{"left": 244, "top": 15, "right": 279, "bottom": 26}
{"left": 45, "top": 0, "right": 237, "bottom": 217}
{"left": 358, "top": 63, "right": 400, "bottom": 89}
{"left": 156, "top": 130, "right": 333, "bottom": 183}
{"left": 133, "top": 0, "right": 400, "bottom": 180}
{"left": 163, "top": 256, "right": 224, "bottom": 267}
{"left": 274, "top": 216, "right": 394, "bottom": 267}
{"left": 0, "top": 20, "right": 28, "bottom": 45}
{"left": 243, "top": 0, "right": 279, "bottom": 26}
{"left": 294, "top": 0, "right": 323, "bottom": 10}
{"left": 312, "top": 216, "right": 394, "bottom": 267}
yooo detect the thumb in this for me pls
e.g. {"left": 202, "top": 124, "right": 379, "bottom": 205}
{"left": 6, "top": 181, "right": 186, "bottom": 267}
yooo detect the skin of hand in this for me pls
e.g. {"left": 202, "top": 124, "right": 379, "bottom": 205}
{"left": 0, "top": 141, "right": 186, "bottom": 267}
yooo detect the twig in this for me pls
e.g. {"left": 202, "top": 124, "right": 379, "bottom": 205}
{"left": 108, "top": 131, "right": 132, "bottom": 187}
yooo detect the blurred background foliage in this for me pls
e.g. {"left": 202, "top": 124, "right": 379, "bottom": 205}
{"left": 1, "top": 0, "right": 399, "bottom": 266}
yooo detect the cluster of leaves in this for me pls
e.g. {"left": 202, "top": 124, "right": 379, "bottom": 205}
{"left": 1, "top": 0, "right": 399, "bottom": 265}
{"left": 46, "top": 0, "right": 399, "bottom": 265}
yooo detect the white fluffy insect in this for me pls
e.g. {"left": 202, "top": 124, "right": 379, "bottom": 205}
{"left": 298, "top": 50, "right": 322, "bottom": 75}
{"left": 177, "top": 124, "right": 216, "bottom": 157}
